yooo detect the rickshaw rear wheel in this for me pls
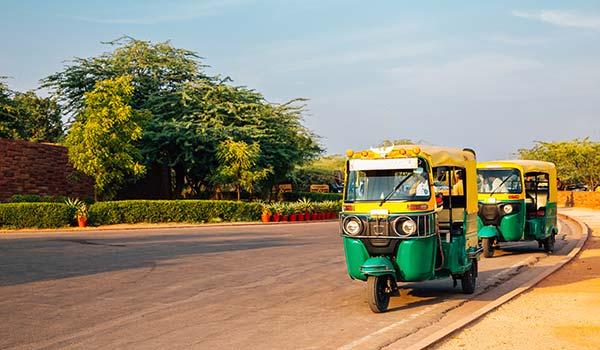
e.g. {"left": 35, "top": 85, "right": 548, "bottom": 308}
{"left": 461, "top": 259, "right": 477, "bottom": 294}
{"left": 482, "top": 238, "right": 494, "bottom": 258}
{"left": 367, "top": 275, "right": 392, "bottom": 313}
{"left": 543, "top": 233, "right": 555, "bottom": 253}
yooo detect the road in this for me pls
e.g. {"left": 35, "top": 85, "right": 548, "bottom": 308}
{"left": 0, "top": 217, "right": 581, "bottom": 350}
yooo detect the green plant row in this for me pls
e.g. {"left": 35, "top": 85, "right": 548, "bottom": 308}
{"left": 0, "top": 199, "right": 342, "bottom": 229}
{"left": 0, "top": 203, "right": 75, "bottom": 229}
{"left": 262, "top": 199, "right": 342, "bottom": 215}
{"left": 281, "top": 192, "right": 342, "bottom": 202}
{"left": 88, "top": 200, "right": 263, "bottom": 225}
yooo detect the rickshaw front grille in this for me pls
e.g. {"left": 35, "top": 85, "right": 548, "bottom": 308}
{"left": 479, "top": 204, "right": 499, "bottom": 225}
{"left": 368, "top": 219, "right": 389, "bottom": 236}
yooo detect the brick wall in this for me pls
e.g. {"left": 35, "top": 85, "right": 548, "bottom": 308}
{"left": 0, "top": 138, "right": 94, "bottom": 202}
{"left": 558, "top": 191, "right": 600, "bottom": 210}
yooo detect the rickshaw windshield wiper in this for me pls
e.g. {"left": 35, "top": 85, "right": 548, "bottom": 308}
{"left": 489, "top": 176, "right": 512, "bottom": 196}
{"left": 379, "top": 173, "right": 414, "bottom": 206}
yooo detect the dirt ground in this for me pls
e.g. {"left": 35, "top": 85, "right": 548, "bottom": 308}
{"left": 435, "top": 208, "right": 600, "bottom": 350}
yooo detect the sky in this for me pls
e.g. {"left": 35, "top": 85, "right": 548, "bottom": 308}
{"left": 1, "top": 0, "right": 600, "bottom": 160}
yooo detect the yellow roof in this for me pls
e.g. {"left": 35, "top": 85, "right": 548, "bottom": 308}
{"left": 477, "top": 159, "right": 556, "bottom": 174}
{"left": 355, "top": 144, "right": 475, "bottom": 167}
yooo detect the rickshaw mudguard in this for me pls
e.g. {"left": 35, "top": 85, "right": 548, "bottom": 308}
{"left": 499, "top": 212, "right": 525, "bottom": 241}
{"left": 478, "top": 225, "right": 499, "bottom": 239}
{"left": 360, "top": 256, "right": 396, "bottom": 278}
{"left": 342, "top": 237, "right": 370, "bottom": 281}
{"left": 396, "top": 236, "right": 437, "bottom": 281}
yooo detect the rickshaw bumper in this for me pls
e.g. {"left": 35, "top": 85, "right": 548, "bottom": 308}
{"left": 478, "top": 225, "right": 499, "bottom": 239}
{"left": 360, "top": 257, "right": 397, "bottom": 277}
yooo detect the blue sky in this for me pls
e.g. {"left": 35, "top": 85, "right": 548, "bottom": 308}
{"left": 2, "top": 0, "right": 600, "bottom": 160}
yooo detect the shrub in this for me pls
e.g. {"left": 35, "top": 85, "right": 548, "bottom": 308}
{"left": 282, "top": 192, "right": 342, "bottom": 202}
{"left": 89, "top": 200, "right": 262, "bottom": 225}
{"left": 0, "top": 203, "right": 75, "bottom": 229}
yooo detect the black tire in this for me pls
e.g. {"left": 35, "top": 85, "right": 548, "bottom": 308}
{"left": 482, "top": 237, "right": 494, "bottom": 258}
{"left": 461, "top": 259, "right": 477, "bottom": 294}
{"left": 367, "top": 275, "right": 392, "bottom": 313}
{"left": 543, "top": 233, "right": 555, "bottom": 253}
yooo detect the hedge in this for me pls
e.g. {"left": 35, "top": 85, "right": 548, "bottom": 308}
{"left": 0, "top": 203, "right": 74, "bottom": 229}
{"left": 282, "top": 192, "right": 342, "bottom": 202}
{"left": 89, "top": 200, "right": 263, "bottom": 225}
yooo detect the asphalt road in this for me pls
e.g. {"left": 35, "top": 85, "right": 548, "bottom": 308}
{"left": 0, "top": 218, "right": 580, "bottom": 350}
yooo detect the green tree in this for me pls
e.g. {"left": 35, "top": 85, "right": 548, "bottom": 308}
{"left": 518, "top": 138, "right": 600, "bottom": 190}
{"left": 65, "top": 76, "right": 146, "bottom": 199}
{"left": 43, "top": 38, "right": 322, "bottom": 197}
{"left": 12, "top": 91, "right": 63, "bottom": 142}
{"left": 0, "top": 78, "right": 64, "bottom": 142}
{"left": 213, "top": 139, "right": 272, "bottom": 201}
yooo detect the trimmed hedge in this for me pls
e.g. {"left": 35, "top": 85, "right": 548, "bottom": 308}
{"left": 8, "top": 194, "right": 68, "bottom": 203}
{"left": 282, "top": 191, "right": 342, "bottom": 202}
{"left": 0, "top": 203, "right": 74, "bottom": 229}
{"left": 89, "top": 200, "right": 263, "bottom": 225}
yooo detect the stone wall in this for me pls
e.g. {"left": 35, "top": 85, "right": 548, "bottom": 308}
{"left": 558, "top": 191, "right": 600, "bottom": 209}
{"left": 0, "top": 138, "right": 94, "bottom": 202}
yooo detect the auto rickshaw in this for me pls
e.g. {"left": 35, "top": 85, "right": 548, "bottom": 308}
{"left": 476, "top": 160, "right": 558, "bottom": 257}
{"left": 340, "top": 145, "right": 482, "bottom": 313}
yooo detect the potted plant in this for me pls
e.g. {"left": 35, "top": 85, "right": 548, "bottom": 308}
{"left": 280, "top": 203, "right": 290, "bottom": 222}
{"left": 289, "top": 203, "right": 298, "bottom": 221}
{"left": 261, "top": 205, "right": 272, "bottom": 223}
{"left": 271, "top": 203, "right": 283, "bottom": 222}
{"left": 298, "top": 198, "right": 312, "bottom": 221}
{"left": 65, "top": 198, "right": 88, "bottom": 227}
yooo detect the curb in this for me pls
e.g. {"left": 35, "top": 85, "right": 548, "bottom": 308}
{"left": 401, "top": 213, "right": 591, "bottom": 350}
{"left": 0, "top": 219, "right": 339, "bottom": 235}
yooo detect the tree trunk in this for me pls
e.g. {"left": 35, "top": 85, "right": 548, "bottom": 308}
{"left": 237, "top": 185, "right": 241, "bottom": 201}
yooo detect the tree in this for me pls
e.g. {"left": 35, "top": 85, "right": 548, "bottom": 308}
{"left": 44, "top": 37, "right": 322, "bottom": 198}
{"left": 518, "top": 138, "right": 600, "bottom": 190}
{"left": 0, "top": 78, "right": 64, "bottom": 142}
{"left": 12, "top": 91, "right": 63, "bottom": 142}
{"left": 64, "top": 76, "right": 146, "bottom": 199}
{"left": 213, "top": 139, "right": 272, "bottom": 201}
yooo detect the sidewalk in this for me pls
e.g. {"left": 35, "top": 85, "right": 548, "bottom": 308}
{"left": 435, "top": 208, "right": 600, "bottom": 350}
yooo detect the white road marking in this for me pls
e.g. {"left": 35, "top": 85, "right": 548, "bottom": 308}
{"left": 337, "top": 305, "right": 438, "bottom": 350}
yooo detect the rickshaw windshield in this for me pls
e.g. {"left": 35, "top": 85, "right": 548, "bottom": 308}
{"left": 477, "top": 168, "right": 522, "bottom": 194}
{"left": 345, "top": 158, "right": 431, "bottom": 202}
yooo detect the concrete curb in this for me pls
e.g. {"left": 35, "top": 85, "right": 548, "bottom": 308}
{"left": 0, "top": 219, "right": 339, "bottom": 236}
{"left": 401, "top": 213, "right": 591, "bottom": 350}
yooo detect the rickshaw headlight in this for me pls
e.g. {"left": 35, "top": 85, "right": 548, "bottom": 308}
{"left": 344, "top": 217, "right": 362, "bottom": 235}
{"left": 401, "top": 219, "right": 417, "bottom": 235}
{"left": 503, "top": 204, "right": 513, "bottom": 214}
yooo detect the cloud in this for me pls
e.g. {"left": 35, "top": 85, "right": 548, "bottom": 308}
{"left": 70, "top": 0, "right": 252, "bottom": 24}
{"left": 513, "top": 10, "right": 600, "bottom": 30}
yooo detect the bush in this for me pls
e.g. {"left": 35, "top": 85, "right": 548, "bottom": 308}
{"left": 89, "top": 200, "right": 263, "bottom": 225}
{"left": 8, "top": 194, "right": 68, "bottom": 203}
{"left": 0, "top": 203, "right": 75, "bottom": 229}
{"left": 282, "top": 192, "right": 342, "bottom": 202}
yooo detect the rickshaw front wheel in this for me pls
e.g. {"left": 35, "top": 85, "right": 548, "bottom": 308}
{"left": 367, "top": 275, "right": 392, "bottom": 313}
{"left": 461, "top": 259, "right": 477, "bottom": 294}
{"left": 482, "top": 238, "right": 494, "bottom": 258}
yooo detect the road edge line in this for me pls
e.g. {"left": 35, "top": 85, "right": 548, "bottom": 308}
{"left": 400, "top": 213, "right": 590, "bottom": 350}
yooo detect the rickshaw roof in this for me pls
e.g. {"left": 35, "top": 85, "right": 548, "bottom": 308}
{"left": 386, "top": 145, "right": 475, "bottom": 167}
{"left": 477, "top": 160, "right": 556, "bottom": 175}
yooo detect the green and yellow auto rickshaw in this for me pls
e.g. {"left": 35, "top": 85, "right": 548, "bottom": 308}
{"left": 476, "top": 160, "right": 558, "bottom": 257}
{"left": 340, "top": 145, "right": 482, "bottom": 313}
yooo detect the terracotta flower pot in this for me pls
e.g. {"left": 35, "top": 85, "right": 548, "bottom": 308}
{"left": 305, "top": 212, "right": 312, "bottom": 221}
{"left": 273, "top": 214, "right": 281, "bottom": 222}
{"left": 298, "top": 213, "right": 304, "bottom": 221}
{"left": 281, "top": 215, "right": 288, "bottom": 222}
{"left": 77, "top": 216, "right": 88, "bottom": 228}
{"left": 261, "top": 214, "right": 271, "bottom": 223}
{"left": 289, "top": 214, "right": 297, "bottom": 221}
